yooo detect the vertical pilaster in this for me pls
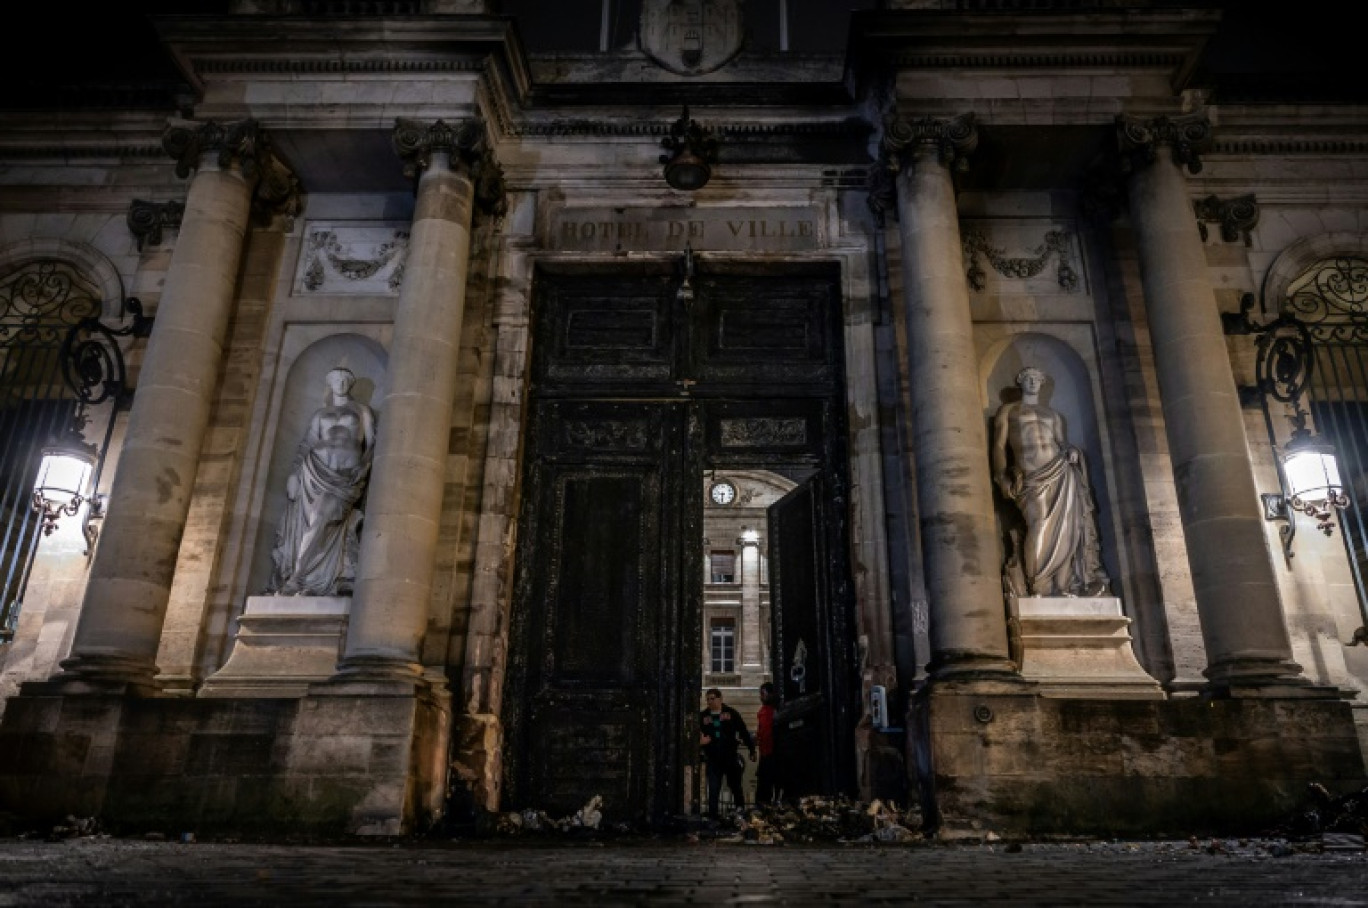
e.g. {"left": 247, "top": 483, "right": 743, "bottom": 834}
{"left": 882, "top": 114, "right": 1017, "bottom": 682}
{"left": 51, "top": 119, "right": 296, "bottom": 693}
{"left": 334, "top": 118, "right": 503, "bottom": 684}
{"left": 739, "top": 535, "right": 762, "bottom": 670}
{"left": 1118, "top": 113, "right": 1308, "bottom": 692}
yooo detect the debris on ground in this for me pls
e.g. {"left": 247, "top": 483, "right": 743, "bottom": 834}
{"left": 488, "top": 794, "right": 926, "bottom": 844}
{"left": 1261, "top": 782, "right": 1368, "bottom": 851}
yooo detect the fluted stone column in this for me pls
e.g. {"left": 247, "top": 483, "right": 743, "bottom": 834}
{"left": 882, "top": 114, "right": 1017, "bottom": 682}
{"left": 334, "top": 118, "right": 503, "bottom": 684}
{"left": 1118, "top": 113, "right": 1308, "bottom": 692}
{"left": 53, "top": 119, "right": 297, "bottom": 692}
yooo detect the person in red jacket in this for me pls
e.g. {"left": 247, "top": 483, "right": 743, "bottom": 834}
{"left": 755, "top": 681, "right": 778, "bottom": 806}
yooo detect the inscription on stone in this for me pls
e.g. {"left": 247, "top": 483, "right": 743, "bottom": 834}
{"left": 551, "top": 208, "right": 822, "bottom": 253}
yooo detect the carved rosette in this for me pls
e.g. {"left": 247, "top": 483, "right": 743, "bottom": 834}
{"left": 879, "top": 112, "right": 978, "bottom": 175}
{"left": 1116, "top": 112, "right": 1213, "bottom": 176}
{"left": 392, "top": 117, "right": 507, "bottom": 218}
{"left": 161, "top": 118, "right": 302, "bottom": 224}
{"left": 126, "top": 199, "right": 185, "bottom": 251}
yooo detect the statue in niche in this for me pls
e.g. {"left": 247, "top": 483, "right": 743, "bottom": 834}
{"left": 991, "top": 367, "right": 1110, "bottom": 598}
{"left": 267, "top": 367, "right": 376, "bottom": 596}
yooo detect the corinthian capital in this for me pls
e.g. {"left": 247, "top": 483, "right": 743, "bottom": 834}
{"left": 161, "top": 118, "right": 301, "bottom": 223}
{"left": 880, "top": 112, "right": 978, "bottom": 174}
{"left": 1116, "top": 112, "right": 1213, "bottom": 176}
{"left": 392, "top": 117, "right": 506, "bottom": 216}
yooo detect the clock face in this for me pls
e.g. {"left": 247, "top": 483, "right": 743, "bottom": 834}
{"left": 710, "top": 481, "right": 737, "bottom": 505}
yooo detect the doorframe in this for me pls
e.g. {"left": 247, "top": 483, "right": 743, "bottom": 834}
{"left": 453, "top": 244, "right": 899, "bottom": 815}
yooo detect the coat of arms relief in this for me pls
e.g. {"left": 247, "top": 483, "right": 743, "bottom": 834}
{"left": 640, "top": 0, "right": 744, "bottom": 75}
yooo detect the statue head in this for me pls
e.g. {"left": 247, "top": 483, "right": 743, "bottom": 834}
{"left": 325, "top": 367, "right": 355, "bottom": 397}
{"left": 1015, "top": 367, "right": 1046, "bottom": 394}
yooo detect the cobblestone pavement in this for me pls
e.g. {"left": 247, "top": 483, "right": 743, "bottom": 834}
{"left": 1, "top": 836, "right": 1366, "bottom": 907}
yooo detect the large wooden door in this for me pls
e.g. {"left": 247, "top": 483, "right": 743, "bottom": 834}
{"left": 503, "top": 263, "right": 855, "bottom": 824}
{"left": 768, "top": 474, "right": 854, "bottom": 798}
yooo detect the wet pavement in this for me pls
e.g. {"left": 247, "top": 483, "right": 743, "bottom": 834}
{"left": 1, "top": 834, "right": 1366, "bottom": 907}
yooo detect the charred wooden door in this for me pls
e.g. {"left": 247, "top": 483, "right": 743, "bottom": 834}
{"left": 768, "top": 475, "right": 853, "bottom": 798}
{"left": 503, "top": 263, "right": 856, "bottom": 823}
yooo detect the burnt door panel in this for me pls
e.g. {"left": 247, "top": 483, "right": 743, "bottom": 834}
{"left": 768, "top": 477, "right": 827, "bottom": 798}
{"left": 504, "top": 400, "right": 687, "bottom": 823}
{"left": 533, "top": 270, "right": 681, "bottom": 395}
{"left": 691, "top": 267, "right": 840, "bottom": 391}
{"left": 768, "top": 474, "right": 855, "bottom": 799}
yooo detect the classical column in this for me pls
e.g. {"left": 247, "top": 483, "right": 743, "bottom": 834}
{"left": 52, "top": 119, "right": 297, "bottom": 692}
{"left": 739, "top": 534, "right": 762, "bottom": 671}
{"left": 1118, "top": 113, "right": 1308, "bottom": 692}
{"left": 881, "top": 114, "right": 1017, "bottom": 681}
{"left": 333, "top": 117, "right": 503, "bottom": 683}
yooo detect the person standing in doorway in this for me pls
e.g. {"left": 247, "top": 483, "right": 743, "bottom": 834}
{"left": 755, "top": 682, "right": 778, "bottom": 806}
{"left": 698, "top": 688, "right": 755, "bottom": 820}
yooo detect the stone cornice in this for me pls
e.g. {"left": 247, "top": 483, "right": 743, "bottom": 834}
{"left": 155, "top": 15, "right": 531, "bottom": 104}
{"left": 191, "top": 58, "right": 489, "bottom": 75}
{"left": 884, "top": 52, "right": 1189, "bottom": 70}
{"left": 849, "top": 7, "right": 1219, "bottom": 90}
{"left": 0, "top": 144, "right": 167, "bottom": 160}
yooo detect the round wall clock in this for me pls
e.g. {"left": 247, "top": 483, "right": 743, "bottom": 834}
{"left": 709, "top": 481, "right": 737, "bottom": 505}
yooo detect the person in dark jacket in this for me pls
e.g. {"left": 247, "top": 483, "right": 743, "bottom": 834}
{"left": 698, "top": 688, "right": 756, "bottom": 819}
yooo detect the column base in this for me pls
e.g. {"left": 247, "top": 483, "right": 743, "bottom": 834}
{"left": 32, "top": 654, "right": 161, "bottom": 697}
{"left": 316, "top": 654, "right": 427, "bottom": 697}
{"left": 1203, "top": 656, "right": 1336, "bottom": 698}
{"left": 925, "top": 651, "right": 1024, "bottom": 687}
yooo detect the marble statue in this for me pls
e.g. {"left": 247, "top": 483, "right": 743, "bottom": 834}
{"left": 991, "top": 367, "right": 1110, "bottom": 598}
{"left": 267, "top": 367, "right": 376, "bottom": 596}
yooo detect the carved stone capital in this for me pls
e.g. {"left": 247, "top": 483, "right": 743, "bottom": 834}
{"left": 161, "top": 118, "right": 302, "bottom": 225}
{"left": 1194, "top": 194, "right": 1259, "bottom": 245}
{"left": 1116, "top": 112, "right": 1213, "bottom": 177}
{"left": 126, "top": 199, "right": 185, "bottom": 251}
{"left": 392, "top": 117, "right": 506, "bottom": 217}
{"left": 879, "top": 112, "right": 978, "bottom": 175}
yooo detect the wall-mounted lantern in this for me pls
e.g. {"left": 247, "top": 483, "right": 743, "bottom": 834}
{"left": 1225, "top": 292, "right": 1348, "bottom": 561}
{"left": 30, "top": 299, "right": 150, "bottom": 554}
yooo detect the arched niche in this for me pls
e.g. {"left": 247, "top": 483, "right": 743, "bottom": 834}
{"left": 248, "top": 334, "right": 388, "bottom": 595}
{"left": 981, "top": 331, "right": 1116, "bottom": 591}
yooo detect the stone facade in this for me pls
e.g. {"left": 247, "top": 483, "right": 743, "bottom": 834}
{"left": 0, "top": 2, "right": 1365, "bottom": 837}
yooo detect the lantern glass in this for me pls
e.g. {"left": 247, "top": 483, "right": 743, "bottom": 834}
{"left": 34, "top": 445, "right": 95, "bottom": 513}
{"left": 1283, "top": 437, "right": 1342, "bottom": 505}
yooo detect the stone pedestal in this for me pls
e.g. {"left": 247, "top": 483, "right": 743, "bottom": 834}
{"left": 199, "top": 596, "right": 349, "bottom": 698}
{"left": 1014, "top": 597, "right": 1164, "bottom": 699}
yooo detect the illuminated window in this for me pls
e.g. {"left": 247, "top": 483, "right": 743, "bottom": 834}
{"left": 710, "top": 619, "right": 735, "bottom": 673}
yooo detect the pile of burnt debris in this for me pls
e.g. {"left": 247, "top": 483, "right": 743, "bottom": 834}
{"left": 488, "top": 795, "right": 924, "bottom": 845}
{"left": 483, "top": 782, "right": 1368, "bottom": 849}
{"left": 1261, "top": 782, "right": 1368, "bottom": 849}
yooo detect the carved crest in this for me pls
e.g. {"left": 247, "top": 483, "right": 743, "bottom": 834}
{"left": 640, "top": 0, "right": 744, "bottom": 76}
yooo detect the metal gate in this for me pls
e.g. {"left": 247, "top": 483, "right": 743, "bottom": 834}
{"left": 0, "top": 258, "right": 140, "bottom": 642}
{"left": 1231, "top": 256, "right": 1368, "bottom": 641}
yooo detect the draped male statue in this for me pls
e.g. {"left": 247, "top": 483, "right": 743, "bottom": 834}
{"left": 267, "top": 367, "right": 376, "bottom": 596}
{"left": 991, "top": 367, "right": 1110, "bottom": 597}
